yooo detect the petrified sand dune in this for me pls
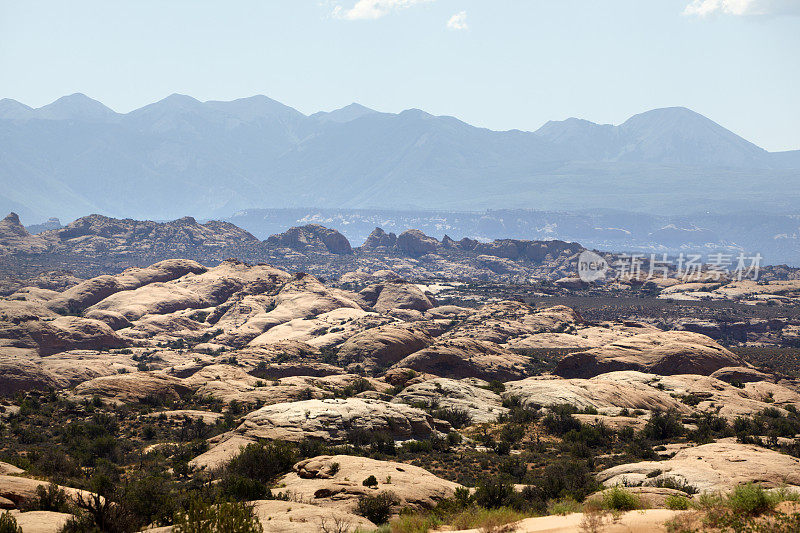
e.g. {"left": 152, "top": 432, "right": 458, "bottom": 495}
{"left": 393, "top": 337, "right": 531, "bottom": 381}
{"left": 554, "top": 330, "right": 745, "bottom": 378}
{"left": 598, "top": 441, "right": 800, "bottom": 492}
{"left": 504, "top": 372, "right": 689, "bottom": 413}
{"left": 359, "top": 280, "right": 436, "bottom": 312}
{"left": 46, "top": 259, "right": 207, "bottom": 314}
{"left": 337, "top": 322, "right": 436, "bottom": 371}
{"left": 393, "top": 377, "right": 508, "bottom": 423}
{"left": 236, "top": 398, "right": 445, "bottom": 442}
{"left": 278, "top": 455, "right": 461, "bottom": 511}
{"left": 72, "top": 372, "right": 194, "bottom": 403}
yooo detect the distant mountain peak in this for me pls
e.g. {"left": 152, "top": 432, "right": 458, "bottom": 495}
{"left": 311, "top": 102, "right": 378, "bottom": 123}
{"left": 34, "top": 93, "right": 118, "bottom": 121}
{"left": 0, "top": 99, "right": 35, "bottom": 120}
{"left": 205, "top": 94, "right": 305, "bottom": 121}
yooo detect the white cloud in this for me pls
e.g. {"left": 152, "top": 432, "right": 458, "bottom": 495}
{"left": 447, "top": 11, "right": 469, "bottom": 30}
{"left": 683, "top": 0, "right": 800, "bottom": 16}
{"left": 333, "top": 0, "right": 433, "bottom": 20}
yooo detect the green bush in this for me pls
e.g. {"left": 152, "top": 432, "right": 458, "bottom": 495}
{"left": 363, "top": 475, "right": 378, "bottom": 487}
{"left": 665, "top": 494, "right": 690, "bottom": 510}
{"left": 23, "top": 483, "right": 73, "bottom": 513}
{"left": 0, "top": 513, "right": 21, "bottom": 533}
{"left": 432, "top": 407, "right": 472, "bottom": 429}
{"left": 726, "top": 483, "right": 777, "bottom": 516}
{"left": 220, "top": 442, "right": 297, "bottom": 500}
{"left": 475, "top": 477, "right": 517, "bottom": 509}
{"left": 652, "top": 476, "right": 698, "bottom": 495}
{"left": 173, "top": 498, "right": 263, "bottom": 533}
{"left": 601, "top": 487, "right": 641, "bottom": 511}
{"left": 356, "top": 491, "right": 398, "bottom": 525}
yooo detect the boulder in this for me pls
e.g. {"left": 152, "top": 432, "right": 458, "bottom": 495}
{"left": 361, "top": 227, "right": 398, "bottom": 250}
{"left": 710, "top": 366, "right": 772, "bottom": 384}
{"left": 5, "top": 510, "right": 73, "bottom": 533}
{"left": 24, "top": 316, "right": 126, "bottom": 356}
{"left": 503, "top": 373, "right": 689, "bottom": 414}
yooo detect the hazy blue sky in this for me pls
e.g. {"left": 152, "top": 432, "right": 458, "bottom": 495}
{"left": 1, "top": 0, "right": 798, "bottom": 150}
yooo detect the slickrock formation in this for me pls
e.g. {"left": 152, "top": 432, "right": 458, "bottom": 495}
{"left": 358, "top": 280, "right": 436, "bottom": 312}
{"left": 236, "top": 398, "right": 445, "bottom": 442}
{"left": 392, "top": 338, "right": 531, "bottom": 381}
{"left": 393, "top": 377, "right": 508, "bottom": 423}
{"left": 598, "top": 441, "right": 800, "bottom": 492}
{"left": 72, "top": 372, "right": 193, "bottom": 404}
{"left": 554, "top": 330, "right": 745, "bottom": 378}
{"left": 278, "top": 455, "right": 461, "bottom": 511}
{"left": 337, "top": 322, "right": 436, "bottom": 371}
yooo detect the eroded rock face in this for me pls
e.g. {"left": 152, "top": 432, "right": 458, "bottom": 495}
{"left": 598, "top": 441, "right": 800, "bottom": 492}
{"left": 554, "top": 331, "right": 745, "bottom": 378}
{"left": 236, "top": 398, "right": 444, "bottom": 442}
{"left": 278, "top": 455, "right": 461, "bottom": 511}
{"left": 362, "top": 227, "right": 397, "bottom": 250}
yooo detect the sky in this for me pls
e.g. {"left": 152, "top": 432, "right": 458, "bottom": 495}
{"left": 0, "top": 0, "right": 798, "bottom": 151}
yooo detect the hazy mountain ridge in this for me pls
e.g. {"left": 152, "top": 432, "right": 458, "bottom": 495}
{"left": 1, "top": 94, "right": 798, "bottom": 222}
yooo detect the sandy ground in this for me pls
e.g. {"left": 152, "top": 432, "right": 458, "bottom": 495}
{"left": 447, "top": 509, "right": 685, "bottom": 532}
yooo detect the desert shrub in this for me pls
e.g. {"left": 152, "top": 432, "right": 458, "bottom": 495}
{"left": 531, "top": 459, "right": 600, "bottom": 503}
{"left": 641, "top": 410, "right": 684, "bottom": 441}
{"left": 117, "top": 473, "right": 179, "bottom": 527}
{"left": 498, "top": 456, "right": 528, "bottom": 481}
{"left": 173, "top": 498, "right": 263, "bottom": 533}
{"left": 652, "top": 476, "right": 698, "bottom": 495}
{"left": 23, "top": 483, "right": 73, "bottom": 513}
{"left": 448, "top": 507, "right": 528, "bottom": 531}
{"left": 356, "top": 491, "right": 398, "bottom": 525}
{"left": 542, "top": 404, "right": 581, "bottom": 436}
{"left": 546, "top": 497, "right": 582, "bottom": 515}
{"left": 0, "top": 513, "right": 21, "bottom": 533}
{"left": 363, "top": 475, "right": 378, "bottom": 487}
{"left": 474, "top": 477, "right": 517, "bottom": 509}
{"left": 726, "top": 483, "right": 778, "bottom": 516}
{"left": 433, "top": 407, "right": 472, "bottom": 429}
{"left": 601, "top": 487, "right": 641, "bottom": 511}
{"left": 665, "top": 494, "right": 690, "bottom": 510}
{"left": 220, "top": 442, "right": 297, "bottom": 500}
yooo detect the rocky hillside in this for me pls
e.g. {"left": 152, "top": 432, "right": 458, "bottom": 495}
{"left": 0, "top": 212, "right": 585, "bottom": 283}
{"left": 2, "top": 258, "right": 800, "bottom": 530}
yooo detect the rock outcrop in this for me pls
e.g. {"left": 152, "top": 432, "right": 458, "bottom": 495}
{"left": 598, "top": 441, "right": 800, "bottom": 492}
{"left": 554, "top": 331, "right": 745, "bottom": 378}
{"left": 266, "top": 224, "right": 352, "bottom": 255}
{"left": 278, "top": 455, "right": 461, "bottom": 511}
{"left": 236, "top": 398, "right": 445, "bottom": 442}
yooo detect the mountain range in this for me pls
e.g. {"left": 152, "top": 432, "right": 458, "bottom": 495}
{"left": 1, "top": 93, "right": 799, "bottom": 223}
